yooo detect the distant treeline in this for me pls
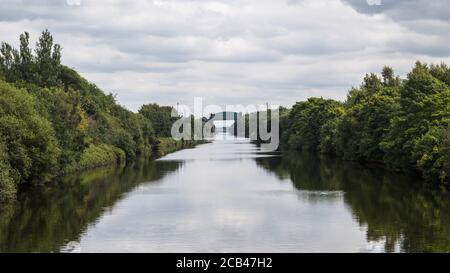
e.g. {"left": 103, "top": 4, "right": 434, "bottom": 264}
{"left": 0, "top": 30, "right": 200, "bottom": 203}
{"left": 278, "top": 64, "right": 450, "bottom": 185}
{"left": 235, "top": 63, "right": 450, "bottom": 185}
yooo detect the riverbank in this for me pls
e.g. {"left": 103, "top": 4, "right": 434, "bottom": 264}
{"left": 0, "top": 137, "right": 207, "bottom": 207}
{"left": 235, "top": 63, "right": 450, "bottom": 185}
{"left": 68, "top": 138, "right": 208, "bottom": 173}
{"left": 153, "top": 138, "right": 209, "bottom": 158}
{"left": 2, "top": 132, "right": 449, "bottom": 252}
{"left": 0, "top": 31, "right": 217, "bottom": 204}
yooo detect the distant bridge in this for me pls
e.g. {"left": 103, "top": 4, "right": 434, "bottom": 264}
{"left": 208, "top": 112, "right": 242, "bottom": 135}
{"left": 208, "top": 111, "right": 241, "bottom": 121}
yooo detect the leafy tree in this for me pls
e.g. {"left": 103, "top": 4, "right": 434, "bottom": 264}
{"left": 319, "top": 114, "right": 342, "bottom": 154}
{"left": 18, "top": 32, "right": 35, "bottom": 83}
{"left": 1, "top": 30, "right": 61, "bottom": 87}
{"left": 283, "top": 98, "right": 344, "bottom": 151}
{"left": 32, "top": 87, "right": 87, "bottom": 169}
{"left": 139, "top": 104, "right": 176, "bottom": 137}
{"left": 430, "top": 63, "right": 450, "bottom": 87}
{"left": 35, "top": 29, "right": 62, "bottom": 87}
{"left": 381, "top": 62, "right": 449, "bottom": 174}
{"left": 0, "top": 30, "right": 186, "bottom": 202}
{"left": 0, "top": 81, "right": 60, "bottom": 184}
{"left": 442, "top": 124, "right": 450, "bottom": 181}
{"left": 280, "top": 62, "right": 450, "bottom": 184}
{"left": 0, "top": 141, "right": 16, "bottom": 203}
{"left": 0, "top": 42, "right": 20, "bottom": 82}
{"left": 337, "top": 68, "right": 401, "bottom": 161}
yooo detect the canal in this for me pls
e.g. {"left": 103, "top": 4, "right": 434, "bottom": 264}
{"left": 1, "top": 132, "right": 449, "bottom": 252}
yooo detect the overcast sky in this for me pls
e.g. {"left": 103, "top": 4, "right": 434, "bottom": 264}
{"left": 0, "top": 0, "right": 449, "bottom": 111}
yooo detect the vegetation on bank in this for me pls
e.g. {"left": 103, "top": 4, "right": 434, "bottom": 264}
{"left": 0, "top": 30, "right": 199, "bottom": 203}
{"left": 235, "top": 63, "right": 450, "bottom": 185}
{"left": 279, "top": 64, "right": 450, "bottom": 185}
{"left": 1, "top": 29, "right": 449, "bottom": 203}
{"left": 153, "top": 137, "right": 205, "bottom": 157}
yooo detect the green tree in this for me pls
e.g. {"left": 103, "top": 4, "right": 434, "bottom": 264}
{"left": 18, "top": 32, "right": 35, "bottom": 83}
{"left": 0, "top": 81, "right": 60, "bottom": 184}
{"left": 284, "top": 98, "right": 344, "bottom": 151}
{"left": 33, "top": 86, "right": 87, "bottom": 169}
{"left": 0, "top": 42, "right": 20, "bottom": 82}
{"left": 0, "top": 141, "right": 16, "bottom": 203}
{"left": 336, "top": 68, "right": 401, "bottom": 161}
{"left": 139, "top": 104, "right": 176, "bottom": 137}
{"left": 381, "top": 62, "right": 449, "bottom": 174}
{"left": 35, "top": 29, "right": 62, "bottom": 87}
{"left": 0, "top": 30, "right": 188, "bottom": 203}
{"left": 430, "top": 63, "right": 450, "bottom": 87}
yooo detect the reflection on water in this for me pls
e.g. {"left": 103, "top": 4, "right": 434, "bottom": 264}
{"left": 0, "top": 159, "right": 182, "bottom": 253}
{"left": 255, "top": 153, "right": 450, "bottom": 252}
{"left": 0, "top": 132, "right": 449, "bottom": 252}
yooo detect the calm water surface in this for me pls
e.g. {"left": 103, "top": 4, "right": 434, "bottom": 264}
{"left": 1, "top": 132, "right": 449, "bottom": 252}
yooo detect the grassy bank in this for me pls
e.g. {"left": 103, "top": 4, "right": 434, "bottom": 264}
{"left": 153, "top": 137, "right": 207, "bottom": 157}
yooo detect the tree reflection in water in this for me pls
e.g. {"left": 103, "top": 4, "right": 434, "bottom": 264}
{"left": 255, "top": 152, "right": 450, "bottom": 253}
{"left": 0, "top": 159, "right": 182, "bottom": 253}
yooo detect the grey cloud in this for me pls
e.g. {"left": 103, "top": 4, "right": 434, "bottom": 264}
{"left": 1, "top": 0, "right": 449, "bottom": 111}
{"left": 73, "top": 62, "right": 183, "bottom": 74}
{"left": 0, "top": 0, "right": 80, "bottom": 21}
{"left": 343, "top": 0, "right": 450, "bottom": 56}
{"left": 342, "top": 0, "right": 450, "bottom": 21}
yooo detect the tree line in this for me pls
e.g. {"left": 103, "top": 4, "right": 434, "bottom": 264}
{"left": 0, "top": 30, "right": 193, "bottom": 203}
{"left": 279, "top": 64, "right": 450, "bottom": 185}
{"left": 1, "top": 30, "right": 449, "bottom": 203}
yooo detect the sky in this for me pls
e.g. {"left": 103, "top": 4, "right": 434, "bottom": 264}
{"left": 0, "top": 0, "right": 449, "bottom": 112}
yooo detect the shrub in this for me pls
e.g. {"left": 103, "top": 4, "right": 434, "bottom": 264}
{"left": 0, "top": 81, "right": 60, "bottom": 184}
{"left": 0, "top": 142, "right": 16, "bottom": 203}
{"left": 79, "top": 144, "right": 126, "bottom": 170}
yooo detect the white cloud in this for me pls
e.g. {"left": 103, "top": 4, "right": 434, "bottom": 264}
{"left": 0, "top": 0, "right": 449, "bottom": 111}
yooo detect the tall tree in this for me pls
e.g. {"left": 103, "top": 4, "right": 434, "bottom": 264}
{"left": 35, "top": 29, "right": 62, "bottom": 87}
{"left": 0, "top": 42, "right": 20, "bottom": 82}
{"left": 337, "top": 68, "right": 401, "bottom": 161}
{"left": 381, "top": 62, "right": 449, "bottom": 169}
{"left": 19, "top": 32, "right": 34, "bottom": 82}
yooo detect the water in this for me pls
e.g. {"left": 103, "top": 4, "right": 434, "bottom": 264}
{"left": 1, "top": 132, "right": 449, "bottom": 253}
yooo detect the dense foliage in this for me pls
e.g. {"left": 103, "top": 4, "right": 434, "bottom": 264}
{"left": 139, "top": 104, "right": 175, "bottom": 137}
{"left": 1, "top": 30, "right": 449, "bottom": 203}
{"left": 280, "top": 63, "right": 450, "bottom": 184}
{"left": 0, "top": 30, "right": 183, "bottom": 203}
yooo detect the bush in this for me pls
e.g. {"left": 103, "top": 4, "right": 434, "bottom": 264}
{"left": 0, "top": 81, "right": 60, "bottom": 184}
{"left": 139, "top": 104, "right": 174, "bottom": 137}
{"left": 79, "top": 144, "right": 125, "bottom": 170}
{"left": 0, "top": 142, "right": 16, "bottom": 203}
{"left": 153, "top": 137, "right": 183, "bottom": 157}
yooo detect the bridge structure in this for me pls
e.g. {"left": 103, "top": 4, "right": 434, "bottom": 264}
{"left": 208, "top": 112, "right": 242, "bottom": 135}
